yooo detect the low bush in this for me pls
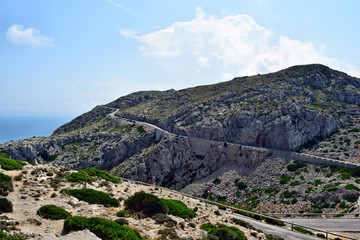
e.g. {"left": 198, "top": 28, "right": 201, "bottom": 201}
{"left": 232, "top": 218, "right": 256, "bottom": 230}
{"left": 289, "top": 181, "right": 300, "bottom": 186}
{"left": 61, "top": 189, "right": 119, "bottom": 207}
{"left": 0, "top": 230, "right": 25, "bottom": 240}
{"left": 152, "top": 213, "right": 177, "bottom": 227}
{"left": 0, "top": 198, "right": 13, "bottom": 212}
{"left": 0, "top": 173, "right": 11, "bottom": 182}
{"left": 37, "top": 204, "right": 71, "bottom": 220}
{"left": 66, "top": 171, "right": 94, "bottom": 183}
{"left": 236, "top": 181, "right": 247, "bottom": 190}
{"left": 280, "top": 175, "right": 291, "bottom": 184}
{"left": 264, "top": 217, "right": 285, "bottom": 226}
{"left": 115, "top": 218, "right": 129, "bottom": 226}
{"left": 344, "top": 184, "right": 360, "bottom": 191}
{"left": 160, "top": 199, "right": 196, "bottom": 219}
{"left": 293, "top": 226, "right": 314, "bottom": 235}
{"left": 63, "top": 216, "right": 143, "bottom": 240}
{"left": 287, "top": 161, "right": 306, "bottom": 172}
{"left": 0, "top": 157, "right": 23, "bottom": 170}
{"left": 116, "top": 210, "right": 133, "bottom": 217}
{"left": 158, "top": 228, "right": 179, "bottom": 239}
{"left": 0, "top": 173, "right": 13, "bottom": 196}
{"left": 84, "top": 168, "right": 121, "bottom": 184}
{"left": 200, "top": 223, "right": 247, "bottom": 240}
{"left": 316, "top": 233, "right": 326, "bottom": 238}
{"left": 124, "top": 191, "right": 167, "bottom": 217}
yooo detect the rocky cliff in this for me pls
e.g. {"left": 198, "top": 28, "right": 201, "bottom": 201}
{"left": 1, "top": 64, "right": 360, "bottom": 213}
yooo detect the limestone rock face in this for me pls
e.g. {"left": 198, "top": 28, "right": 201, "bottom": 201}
{"left": 112, "top": 135, "right": 272, "bottom": 190}
{"left": 0, "top": 118, "right": 156, "bottom": 170}
{"left": 1, "top": 64, "right": 360, "bottom": 189}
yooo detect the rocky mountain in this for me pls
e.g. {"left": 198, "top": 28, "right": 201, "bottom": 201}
{"left": 1, "top": 64, "right": 360, "bottom": 215}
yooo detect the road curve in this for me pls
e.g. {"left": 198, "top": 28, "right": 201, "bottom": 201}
{"left": 282, "top": 218, "right": 360, "bottom": 232}
{"left": 231, "top": 214, "right": 319, "bottom": 240}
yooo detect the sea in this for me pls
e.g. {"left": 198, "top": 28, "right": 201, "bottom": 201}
{"left": 0, "top": 116, "right": 74, "bottom": 144}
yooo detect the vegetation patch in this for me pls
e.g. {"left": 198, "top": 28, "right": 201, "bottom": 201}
{"left": 287, "top": 161, "right": 306, "bottom": 172}
{"left": 0, "top": 172, "right": 13, "bottom": 196}
{"left": 293, "top": 226, "right": 315, "bottom": 236}
{"left": 0, "top": 198, "right": 13, "bottom": 212}
{"left": 84, "top": 168, "right": 121, "bottom": 183}
{"left": 37, "top": 204, "right": 71, "bottom": 220}
{"left": 124, "top": 191, "right": 167, "bottom": 217}
{"left": 0, "top": 173, "right": 11, "bottom": 182}
{"left": 160, "top": 198, "right": 196, "bottom": 219}
{"left": 63, "top": 216, "right": 143, "bottom": 240}
{"left": 200, "top": 223, "right": 247, "bottom": 240}
{"left": 0, "top": 157, "right": 23, "bottom": 170}
{"left": 0, "top": 230, "right": 25, "bottom": 240}
{"left": 61, "top": 189, "right": 119, "bottom": 207}
{"left": 116, "top": 210, "right": 133, "bottom": 217}
{"left": 152, "top": 213, "right": 177, "bottom": 227}
{"left": 280, "top": 175, "right": 291, "bottom": 184}
{"left": 236, "top": 181, "right": 247, "bottom": 190}
{"left": 66, "top": 171, "right": 94, "bottom": 183}
{"left": 344, "top": 184, "right": 360, "bottom": 191}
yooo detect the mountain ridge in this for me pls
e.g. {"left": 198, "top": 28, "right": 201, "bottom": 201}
{"left": 1, "top": 64, "right": 360, "bottom": 216}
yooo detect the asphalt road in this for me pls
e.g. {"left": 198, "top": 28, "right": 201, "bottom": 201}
{"left": 282, "top": 218, "right": 360, "bottom": 232}
{"left": 231, "top": 214, "right": 319, "bottom": 240}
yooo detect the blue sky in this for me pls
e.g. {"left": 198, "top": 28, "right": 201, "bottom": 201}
{"left": 1, "top": 0, "right": 359, "bottom": 117}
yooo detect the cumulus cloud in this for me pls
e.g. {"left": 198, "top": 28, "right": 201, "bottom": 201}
{"left": 120, "top": 7, "right": 359, "bottom": 79}
{"left": 6, "top": 24, "right": 53, "bottom": 47}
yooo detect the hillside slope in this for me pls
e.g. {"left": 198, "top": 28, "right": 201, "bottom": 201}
{"left": 1, "top": 64, "right": 360, "bottom": 215}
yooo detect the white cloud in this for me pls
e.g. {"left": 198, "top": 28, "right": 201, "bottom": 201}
{"left": 6, "top": 24, "right": 53, "bottom": 47}
{"left": 106, "top": 0, "right": 130, "bottom": 11}
{"left": 121, "top": 7, "right": 360, "bottom": 80}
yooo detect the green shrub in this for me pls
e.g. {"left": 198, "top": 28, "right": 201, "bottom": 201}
{"left": 61, "top": 189, "right": 119, "bottom": 207}
{"left": 66, "top": 171, "right": 94, "bottom": 183}
{"left": 116, "top": 210, "right": 133, "bottom": 217}
{"left": 0, "top": 173, "right": 13, "bottom": 196}
{"left": 136, "top": 126, "right": 146, "bottom": 134}
{"left": 348, "top": 128, "right": 360, "bottom": 133}
{"left": 124, "top": 191, "right": 167, "bottom": 217}
{"left": 314, "top": 179, "right": 324, "bottom": 185}
{"left": 37, "top": 204, "right": 71, "bottom": 220}
{"left": 0, "top": 230, "right": 25, "bottom": 240}
{"left": 289, "top": 181, "right": 300, "bottom": 186}
{"left": 0, "top": 157, "right": 23, "bottom": 170}
{"left": 344, "top": 184, "right": 360, "bottom": 191}
{"left": 213, "top": 178, "right": 221, "bottom": 185}
{"left": 280, "top": 175, "right": 291, "bottom": 184}
{"left": 0, "top": 198, "right": 13, "bottom": 212}
{"left": 293, "top": 226, "right": 314, "bottom": 235}
{"left": 236, "top": 181, "right": 247, "bottom": 190}
{"left": 152, "top": 213, "right": 177, "bottom": 227}
{"left": 280, "top": 190, "right": 295, "bottom": 198}
{"left": 200, "top": 223, "right": 247, "bottom": 240}
{"left": 160, "top": 199, "right": 196, "bottom": 219}
{"left": 232, "top": 218, "right": 256, "bottom": 230}
{"left": 84, "top": 168, "right": 121, "bottom": 184}
{"left": 287, "top": 161, "right": 306, "bottom": 172}
{"left": 115, "top": 218, "right": 129, "bottom": 226}
{"left": 0, "top": 173, "right": 11, "bottom": 182}
{"left": 63, "top": 216, "right": 143, "bottom": 240}
{"left": 158, "top": 228, "right": 179, "bottom": 239}
{"left": 315, "top": 233, "right": 326, "bottom": 238}
{"left": 265, "top": 217, "right": 285, "bottom": 226}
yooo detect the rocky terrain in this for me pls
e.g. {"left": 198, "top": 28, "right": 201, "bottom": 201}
{"left": 1, "top": 64, "right": 360, "bottom": 216}
{"left": 0, "top": 159, "right": 272, "bottom": 240}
